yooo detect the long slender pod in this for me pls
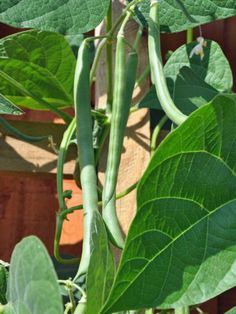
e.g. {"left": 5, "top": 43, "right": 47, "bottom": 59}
{"left": 73, "top": 40, "right": 99, "bottom": 279}
{"left": 102, "top": 31, "right": 138, "bottom": 248}
{"left": 148, "top": 0, "right": 187, "bottom": 126}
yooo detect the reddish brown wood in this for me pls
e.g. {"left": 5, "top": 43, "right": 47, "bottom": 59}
{"left": 218, "top": 287, "right": 236, "bottom": 313}
{"left": 0, "top": 173, "right": 58, "bottom": 261}
{"left": 0, "top": 174, "right": 83, "bottom": 261}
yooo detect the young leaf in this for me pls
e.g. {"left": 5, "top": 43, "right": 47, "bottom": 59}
{"left": 137, "top": 0, "right": 236, "bottom": 33}
{"left": 101, "top": 95, "right": 236, "bottom": 313}
{"left": 0, "top": 94, "right": 22, "bottom": 115}
{"left": 0, "top": 0, "right": 110, "bottom": 35}
{"left": 86, "top": 211, "right": 115, "bottom": 314}
{"left": 0, "top": 30, "right": 75, "bottom": 110}
{"left": 8, "top": 236, "right": 63, "bottom": 314}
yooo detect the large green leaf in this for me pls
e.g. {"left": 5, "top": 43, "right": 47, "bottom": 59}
{"left": 0, "top": 266, "right": 8, "bottom": 305}
{"left": 0, "top": 30, "right": 75, "bottom": 110}
{"left": 0, "top": 93, "right": 22, "bottom": 115}
{"left": 0, "top": 0, "right": 110, "bottom": 35}
{"left": 138, "top": 67, "right": 218, "bottom": 114}
{"left": 101, "top": 95, "right": 236, "bottom": 313}
{"left": 165, "top": 40, "right": 233, "bottom": 93}
{"left": 173, "top": 67, "right": 219, "bottom": 115}
{"left": 226, "top": 307, "right": 236, "bottom": 314}
{"left": 86, "top": 211, "right": 115, "bottom": 314}
{"left": 8, "top": 236, "right": 63, "bottom": 314}
{"left": 137, "top": 0, "right": 236, "bottom": 33}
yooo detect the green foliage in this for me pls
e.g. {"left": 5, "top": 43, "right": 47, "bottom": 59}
{"left": 138, "top": 0, "right": 236, "bottom": 33}
{"left": 164, "top": 40, "right": 233, "bottom": 92}
{"left": 0, "top": 0, "right": 110, "bottom": 35}
{"left": 0, "top": 30, "right": 75, "bottom": 110}
{"left": 226, "top": 307, "right": 236, "bottom": 314}
{"left": 0, "top": 266, "right": 8, "bottom": 305}
{"left": 0, "top": 94, "right": 22, "bottom": 115}
{"left": 102, "top": 95, "right": 236, "bottom": 313}
{"left": 0, "top": 303, "right": 15, "bottom": 314}
{"left": 1, "top": 1, "right": 236, "bottom": 313}
{"left": 8, "top": 236, "right": 63, "bottom": 314}
{"left": 139, "top": 40, "right": 232, "bottom": 113}
{"left": 86, "top": 212, "right": 115, "bottom": 314}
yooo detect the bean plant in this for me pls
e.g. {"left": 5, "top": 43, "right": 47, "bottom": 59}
{"left": 0, "top": 0, "right": 236, "bottom": 313}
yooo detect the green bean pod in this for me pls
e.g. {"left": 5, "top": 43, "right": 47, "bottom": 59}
{"left": 74, "top": 40, "right": 99, "bottom": 278}
{"left": 148, "top": 0, "right": 187, "bottom": 125}
{"left": 102, "top": 34, "right": 138, "bottom": 249}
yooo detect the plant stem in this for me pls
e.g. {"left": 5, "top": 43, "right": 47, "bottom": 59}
{"left": 89, "top": 0, "right": 144, "bottom": 85}
{"left": 0, "top": 70, "right": 72, "bottom": 124}
{"left": 134, "top": 64, "right": 150, "bottom": 89}
{"left": 0, "top": 116, "right": 50, "bottom": 143}
{"left": 186, "top": 27, "right": 193, "bottom": 43}
{"left": 134, "top": 25, "right": 143, "bottom": 50}
{"left": 64, "top": 303, "right": 72, "bottom": 314}
{"left": 106, "top": 1, "right": 113, "bottom": 114}
{"left": 175, "top": 306, "right": 190, "bottom": 314}
{"left": 95, "top": 120, "right": 111, "bottom": 165}
{"left": 54, "top": 212, "right": 80, "bottom": 264}
{"left": 54, "top": 179, "right": 138, "bottom": 264}
{"left": 150, "top": 115, "right": 168, "bottom": 156}
{"left": 90, "top": 38, "right": 107, "bottom": 84}
{"left": 61, "top": 180, "right": 138, "bottom": 215}
{"left": 57, "top": 118, "right": 76, "bottom": 211}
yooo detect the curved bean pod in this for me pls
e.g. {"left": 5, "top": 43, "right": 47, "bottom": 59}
{"left": 148, "top": 0, "right": 187, "bottom": 126}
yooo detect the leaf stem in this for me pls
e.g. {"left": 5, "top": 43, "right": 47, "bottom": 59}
{"left": 175, "top": 306, "right": 190, "bottom": 314}
{"left": 150, "top": 115, "right": 168, "bottom": 156}
{"left": 57, "top": 117, "right": 76, "bottom": 211}
{"left": 0, "top": 70, "right": 72, "bottom": 124}
{"left": 54, "top": 212, "right": 80, "bottom": 265}
{"left": 54, "top": 178, "right": 138, "bottom": 265}
{"left": 186, "top": 28, "right": 193, "bottom": 43}
{"left": 106, "top": 1, "right": 113, "bottom": 114}
{"left": 134, "top": 64, "right": 150, "bottom": 89}
{"left": 60, "top": 180, "right": 138, "bottom": 217}
{"left": 133, "top": 25, "right": 144, "bottom": 51}
{"left": 0, "top": 116, "right": 50, "bottom": 143}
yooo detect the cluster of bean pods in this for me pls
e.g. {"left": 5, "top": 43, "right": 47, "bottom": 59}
{"left": 55, "top": 0, "right": 187, "bottom": 311}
